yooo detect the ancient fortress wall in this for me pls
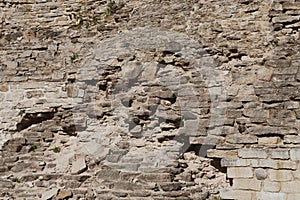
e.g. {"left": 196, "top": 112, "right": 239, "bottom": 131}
{"left": 1, "top": 0, "right": 300, "bottom": 199}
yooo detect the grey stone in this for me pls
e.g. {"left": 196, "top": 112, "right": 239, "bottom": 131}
{"left": 71, "top": 155, "right": 87, "bottom": 175}
{"left": 42, "top": 188, "right": 59, "bottom": 200}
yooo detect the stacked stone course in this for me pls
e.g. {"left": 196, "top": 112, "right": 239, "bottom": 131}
{"left": 1, "top": 0, "right": 300, "bottom": 199}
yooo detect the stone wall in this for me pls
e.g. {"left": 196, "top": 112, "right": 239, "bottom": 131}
{"left": 0, "top": 0, "right": 300, "bottom": 199}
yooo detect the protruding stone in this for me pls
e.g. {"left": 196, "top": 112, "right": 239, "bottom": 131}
{"left": 42, "top": 188, "right": 59, "bottom": 200}
{"left": 0, "top": 84, "right": 9, "bottom": 92}
{"left": 71, "top": 155, "right": 87, "bottom": 175}
{"left": 56, "top": 190, "right": 72, "bottom": 200}
{"left": 255, "top": 168, "right": 267, "bottom": 180}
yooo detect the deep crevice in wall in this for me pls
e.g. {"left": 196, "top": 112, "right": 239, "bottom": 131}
{"left": 16, "top": 110, "right": 57, "bottom": 131}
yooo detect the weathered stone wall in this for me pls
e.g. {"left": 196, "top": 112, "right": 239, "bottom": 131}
{"left": 1, "top": 0, "right": 300, "bottom": 199}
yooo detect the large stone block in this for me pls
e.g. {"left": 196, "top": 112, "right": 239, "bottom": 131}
{"left": 71, "top": 155, "right": 87, "bottom": 175}
{"left": 207, "top": 149, "right": 238, "bottom": 159}
{"left": 259, "top": 159, "right": 296, "bottom": 170}
{"left": 226, "top": 134, "right": 257, "bottom": 144}
{"left": 281, "top": 181, "right": 300, "bottom": 193}
{"left": 227, "top": 167, "right": 253, "bottom": 178}
{"left": 288, "top": 194, "right": 300, "bottom": 200}
{"left": 220, "top": 189, "right": 253, "bottom": 200}
{"left": 263, "top": 181, "right": 280, "bottom": 192}
{"left": 258, "top": 137, "right": 281, "bottom": 145}
{"left": 284, "top": 135, "right": 300, "bottom": 144}
{"left": 233, "top": 179, "right": 261, "bottom": 191}
{"left": 270, "top": 149, "right": 289, "bottom": 159}
{"left": 268, "top": 169, "right": 293, "bottom": 182}
{"left": 238, "top": 149, "right": 268, "bottom": 159}
{"left": 221, "top": 158, "right": 259, "bottom": 167}
{"left": 290, "top": 148, "right": 300, "bottom": 160}
{"left": 256, "top": 192, "right": 286, "bottom": 200}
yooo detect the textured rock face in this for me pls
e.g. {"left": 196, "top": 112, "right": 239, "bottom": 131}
{"left": 1, "top": 0, "right": 300, "bottom": 199}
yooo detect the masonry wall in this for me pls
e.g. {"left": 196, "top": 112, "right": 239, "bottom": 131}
{"left": 0, "top": 0, "right": 300, "bottom": 199}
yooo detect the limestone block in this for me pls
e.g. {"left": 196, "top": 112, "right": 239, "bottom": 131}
{"left": 42, "top": 188, "right": 59, "bottom": 200}
{"left": 206, "top": 149, "right": 238, "bottom": 159}
{"left": 226, "top": 134, "right": 258, "bottom": 144}
{"left": 238, "top": 148, "right": 268, "bottom": 159}
{"left": 270, "top": 149, "right": 289, "bottom": 159}
{"left": 288, "top": 194, "right": 300, "bottom": 200}
{"left": 221, "top": 158, "right": 259, "bottom": 167}
{"left": 83, "top": 142, "right": 109, "bottom": 163}
{"left": 272, "top": 16, "right": 300, "bottom": 23}
{"left": 233, "top": 179, "right": 261, "bottom": 191}
{"left": 256, "top": 67, "right": 273, "bottom": 81}
{"left": 227, "top": 167, "right": 253, "bottom": 178}
{"left": 274, "top": 66, "right": 298, "bottom": 75}
{"left": 256, "top": 192, "right": 286, "bottom": 200}
{"left": 290, "top": 148, "right": 300, "bottom": 160}
{"left": 220, "top": 189, "right": 253, "bottom": 200}
{"left": 122, "top": 61, "right": 143, "bottom": 79}
{"left": 281, "top": 181, "right": 300, "bottom": 193}
{"left": 292, "top": 170, "right": 300, "bottom": 180}
{"left": 284, "top": 135, "right": 300, "bottom": 144}
{"left": 5, "top": 90, "right": 24, "bottom": 101}
{"left": 283, "top": 2, "right": 300, "bottom": 10}
{"left": 258, "top": 137, "right": 281, "bottom": 145}
{"left": 0, "top": 84, "right": 9, "bottom": 92}
{"left": 243, "top": 109, "right": 269, "bottom": 118}
{"left": 259, "top": 159, "right": 296, "bottom": 170}
{"left": 71, "top": 155, "right": 87, "bottom": 175}
{"left": 268, "top": 169, "right": 293, "bottom": 182}
{"left": 140, "top": 62, "right": 158, "bottom": 81}
{"left": 263, "top": 181, "right": 280, "bottom": 192}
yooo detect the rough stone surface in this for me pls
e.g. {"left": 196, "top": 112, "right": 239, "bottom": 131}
{"left": 1, "top": 0, "right": 300, "bottom": 199}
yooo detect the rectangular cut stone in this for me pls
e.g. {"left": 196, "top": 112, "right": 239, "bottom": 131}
{"left": 282, "top": 181, "right": 300, "bottom": 193}
{"left": 226, "top": 134, "right": 257, "bottom": 144}
{"left": 243, "top": 109, "right": 269, "bottom": 118}
{"left": 288, "top": 194, "right": 300, "bottom": 200}
{"left": 290, "top": 148, "right": 300, "bottom": 160}
{"left": 264, "top": 59, "right": 291, "bottom": 68}
{"left": 220, "top": 189, "right": 253, "bottom": 200}
{"left": 227, "top": 167, "right": 253, "bottom": 178}
{"left": 258, "top": 137, "right": 281, "bottom": 145}
{"left": 268, "top": 169, "right": 293, "bottom": 182}
{"left": 284, "top": 136, "right": 300, "bottom": 144}
{"left": 263, "top": 181, "right": 281, "bottom": 192}
{"left": 270, "top": 149, "right": 289, "bottom": 159}
{"left": 292, "top": 170, "right": 300, "bottom": 179}
{"left": 249, "top": 126, "right": 295, "bottom": 136}
{"left": 221, "top": 159, "right": 259, "bottom": 167}
{"left": 259, "top": 159, "right": 296, "bottom": 169}
{"left": 272, "top": 16, "right": 300, "bottom": 23}
{"left": 283, "top": 2, "right": 300, "bottom": 10}
{"left": 238, "top": 149, "right": 268, "bottom": 159}
{"left": 274, "top": 66, "right": 299, "bottom": 75}
{"left": 189, "top": 136, "right": 220, "bottom": 145}
{"left": 233, "top": 179, "right": 261, "bottom": 191}
{"left": 207, "top": 149, "right": 238, "bottom": 159}
{"left": 256, "top": 192, "right": 286, "bottom": 200}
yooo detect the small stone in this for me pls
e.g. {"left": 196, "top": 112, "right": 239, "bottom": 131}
{"left": 38, "top": 161, "right": 46, "bottom": 166}
{"left": 56, "top": 190, "right": 72, "bottom": 200}
{"left": 0, "top": 84, "right": 8, "bottom": 92}
{"left": 256, "top": 168, "right": 267, "bottom": 180}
